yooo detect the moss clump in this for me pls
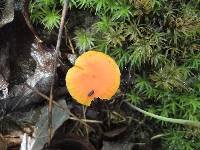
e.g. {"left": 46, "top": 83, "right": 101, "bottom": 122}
{"left": 30, "top": 0, "right": 200, "bottom": 149}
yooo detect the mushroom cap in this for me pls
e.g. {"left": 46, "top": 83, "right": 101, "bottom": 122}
{"left": 65, "top": 50, "right": 120, "bottom": 106}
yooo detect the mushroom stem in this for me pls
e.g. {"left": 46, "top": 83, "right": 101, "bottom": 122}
{"left": 82, "top": 105, "right": 89, "bottom": 138}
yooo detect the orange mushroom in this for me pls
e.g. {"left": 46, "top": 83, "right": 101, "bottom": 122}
{"left": 65, "top": 50, "right": 120, "bottom": 106}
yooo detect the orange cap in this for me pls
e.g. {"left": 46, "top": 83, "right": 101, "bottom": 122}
{"left": 65, "top": 51, "right": 120, "bottom": 106}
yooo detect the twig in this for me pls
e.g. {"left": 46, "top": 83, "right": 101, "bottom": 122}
{"left": 58, "top": 58, "right": 69, "bottom": 72}
{"left": 22, "top": 0, "right": 42, "bottom": 42}
{"left": 64, "top": 26, "right": 75, "bottom": 54}
{"left": 64, "top": 26, "right": 73, "bottom": 53}
{"left": 25, "top": 84, "right": 94, "bottom": 131}
{"left": 25, "top": 84, "right": 71, "bottom": 115}
{"left": 48, "top": 0, "right": 68, "bottom": 144}
{"left": 67, "top": 36, "right": 75, "bottom": 54}
{"left": 124, "top": 101, "right": 200, "bottom": 128}
{"left": 48, "top": 85, "right": 53, "bottom": 144}
{"left": 150, "top": 133, "right": 169, "bottom": 140}
{"left": 69, "top": 117, "right": 102, "bottom": 124}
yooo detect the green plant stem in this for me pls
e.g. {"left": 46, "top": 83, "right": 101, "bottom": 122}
{"left": 124, "top": 101, "right": 200, "bottom": 128}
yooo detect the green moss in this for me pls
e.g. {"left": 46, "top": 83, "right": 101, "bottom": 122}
{"left": 162, "top": 129, "right": 200, "bottom": 150}
{"left": 29, "top": 0, "right": 200, "bottom": 148}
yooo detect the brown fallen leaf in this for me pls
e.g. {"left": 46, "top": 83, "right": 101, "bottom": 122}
{"left": 0, "top": 135, "right": 7, "bottom": 150}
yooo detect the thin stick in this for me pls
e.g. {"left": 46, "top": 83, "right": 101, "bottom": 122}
{"left": 124, "top": 101, "right": 200, "bottom": 128}
{"left": 48, "top": 85, "right": 53, "bottom": 144}
{"left": 25, "top": 84, "right": 94, "bottom": 131}
{"left": 68, "top": 36, "right": 75, "bottom": 54}
{"left": 150, "top": 133, "right": 169, "bottom": 140}
{"left": 55, "top": 0, "right": 68, "bottom": 56}
{"left": 23, "top": 0, "right": 42, "bottom": 42}
{"left": 48, "top": 0, "right": 68, "bottom": 144}
{"left": 64, "top": 27, "right": 75, "bottom": 54}
{"left": 69, "top": 117, "right": 102, "bottom": 124}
